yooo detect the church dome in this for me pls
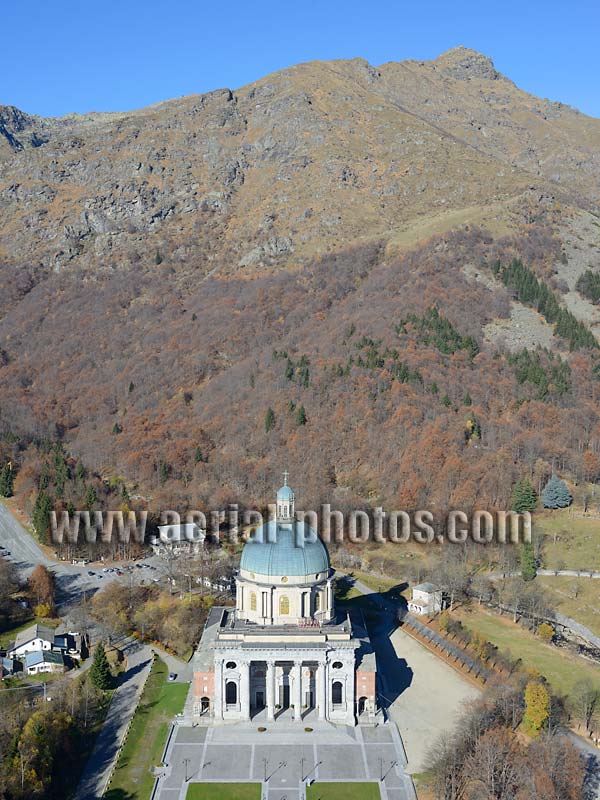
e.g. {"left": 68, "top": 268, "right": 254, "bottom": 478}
{"left": 276, "top": 484, "right": 294, "bottom": 501}
{"left": 240, "top": 521, "right": 330, "bottom": 579}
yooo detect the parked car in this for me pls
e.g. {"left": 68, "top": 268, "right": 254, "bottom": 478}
{"left": 87, "top": 570, "right": 95, "bottom": 576}
{"left": 168, "top": 672, "right": 177, "bottom": 681}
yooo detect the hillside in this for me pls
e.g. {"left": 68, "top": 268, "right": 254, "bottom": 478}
{"left": 1, "top": 47, "right": 600, "bottom": 512}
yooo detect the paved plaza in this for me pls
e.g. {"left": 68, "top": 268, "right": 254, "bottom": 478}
{"left": 154, "top": 720, "right": 416, "bottom": 800}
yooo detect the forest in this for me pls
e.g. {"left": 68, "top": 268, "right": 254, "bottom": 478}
{"left": 1, "top": 219, "right": 599, "bottom": 531}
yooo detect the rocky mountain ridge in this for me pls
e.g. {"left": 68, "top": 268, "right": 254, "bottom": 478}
{"left": 1, "top": 48, "right": 600, "bottom": 509}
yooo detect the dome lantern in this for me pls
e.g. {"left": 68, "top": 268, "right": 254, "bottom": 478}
{"left": 276, "top": 470, "right": 294, "bottom": 521}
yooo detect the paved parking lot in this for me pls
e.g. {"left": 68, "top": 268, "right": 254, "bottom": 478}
{"left": 155, "top": 722, "right": 416, "bottom": 800}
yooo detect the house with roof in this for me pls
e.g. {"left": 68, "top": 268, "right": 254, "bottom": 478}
{"left": 25, "top": 650, "right": 66, "bottom": 675}
{"left": 7, "top": 624, "right": 56, "bottom": 658}
{"left": 407, "top": 582, "right": 444, "bottom": 616}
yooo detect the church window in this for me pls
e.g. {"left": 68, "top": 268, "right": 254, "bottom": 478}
{"left": 315, "top": 593, "right": 321, "bottom": 611}
{"left": 226, "top": 661, "right": 237, "bottom": 669}
{"left": 225, "top": 681, "right": 237, "bottom": 705}
{"left": 332, "top": 661, "right": 342, "bottom": 669}
{"left": 332, "top": 680, "right": 343, "bottom": 704}
{"left": 279, "top": 595, "right": 290, "bottom": 615}
{"left": 250, "top": 592, "right": 256, "bottom": 611}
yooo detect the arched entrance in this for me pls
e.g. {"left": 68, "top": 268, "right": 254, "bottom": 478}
{"left": 200, "top": 696, "right": 210, "bottom": 714}
{"left": 358, "top": 696, "right": 368, "bottom": 715}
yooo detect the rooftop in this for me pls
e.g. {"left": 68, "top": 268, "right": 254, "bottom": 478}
{"left": 13, "top": 623, "right": 55, "bottom": 649}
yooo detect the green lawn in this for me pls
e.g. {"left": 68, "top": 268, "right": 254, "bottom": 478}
{"left": 457, "top": 607, "right": 600, "bottom": 699}
{"left": 534, "top": 508, "right": 600, "bottom": 571}
{"left": 537, "top": 576, "right": 600, "bottom": 637}
{"left": 306, "top": 782, "right": 381, "bottom": 799}
{"left": 186, "top": 785, "right": 260, "bottom": 799}
{"left": 105, "top": 657, "right": 188, "bottom": 800}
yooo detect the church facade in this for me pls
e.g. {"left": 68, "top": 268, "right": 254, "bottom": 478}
{"left": 192, "top": 477, "right": 377, "bottom": 725}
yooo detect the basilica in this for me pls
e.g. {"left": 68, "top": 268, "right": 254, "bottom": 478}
{"left": 192, "top": 476, "right": 377, "bottom": 725}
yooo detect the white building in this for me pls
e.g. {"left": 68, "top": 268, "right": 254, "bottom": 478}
{"left": 151, "top": 522, "right": 206, "bottom": 556}
{"left": 8, "top": 624, "right": 56, "bottom": 658}
{"left": 407, "top": 582, "right": 444, "bottom": 616}
{"left": 192, "top": 476, "right": 377, "bottom": 725}
{"left": 25, "top": 650, "right": 66, "bottom": 675}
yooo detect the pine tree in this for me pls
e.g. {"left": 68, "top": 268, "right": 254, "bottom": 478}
{"left": 265, "top": 407, "right": 276, "bottom": 433}
{"left": 0, "top": 462, "right": 14, "bottom": 497}
{"left": 521, "top": 542, "right": 537, "bottom": 582}
{"left": 84, "top": 485, "right": 97, "bottom": 510}
{"left": 541, "top": 474, "right": 573, "bottom": 509}
{"left": 296, "top": 405, "right": 307, "bottom": 426}
{"left": 90, "top": 643, "right": 112, "bottom": 690}
{"left": 512, "top": 478, "right": 537, "bottom": 513}
{"left": 32, "top": 491, "right": 54, "bottom": 543}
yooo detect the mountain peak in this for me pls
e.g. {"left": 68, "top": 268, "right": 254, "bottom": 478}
{"left": 433, "top": 46, "right": 501, "bottom": 80}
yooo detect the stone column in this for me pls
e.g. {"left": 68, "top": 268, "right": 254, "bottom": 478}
{"left": 345, "top": 664, "right": 355, "bottom": 725}
{"left": 292, "top": 661, "right": 302, "bottom": 720}
{"left": 240, "top": 660, "right": 251, "bottom": 720}
{"left": 214, "top": 658, "right": 223, "bottom": 719}
{"left": 317, "top": 660, "right": 327, "bottom": 720}
{"left": 266, "top": 660, "right": 275, "bottom": 721}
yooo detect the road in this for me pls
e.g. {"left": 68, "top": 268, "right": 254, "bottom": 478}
{"left": 0, "top": 500, "right": 165, "bottom": 612}
{"left": 74, "top": 642, "right": 154, "bottom": 800}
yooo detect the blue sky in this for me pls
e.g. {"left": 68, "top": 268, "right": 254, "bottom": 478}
{"left": 3, "top": 0, "right": 599, "bottom": 118}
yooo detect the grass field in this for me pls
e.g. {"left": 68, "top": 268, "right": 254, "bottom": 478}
{"left": 186, "top": 785, "right": 260, "bottom": 799}
{"left": 106, "top": 657, "right": 188, "bottom": 800}
{"left": 306, "top": 782, "right": 381, "bottom": 799}
{"left": 534, "top": 508, "right": 600, "bottom": 571}
{"left": 456, "top": 607, "right": 600, "bottom": 700}
{"left": 537, "top": 576, "right": 600, "bottom": 637}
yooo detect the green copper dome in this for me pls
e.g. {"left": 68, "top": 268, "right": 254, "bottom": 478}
{"left": 240, "top": 521, "right": 330, "bottom": 578}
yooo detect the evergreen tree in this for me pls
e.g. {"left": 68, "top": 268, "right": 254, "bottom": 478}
{"left": 194, "top": 446, "right": 206, "bottom": 464}
{"left": 512, "top": 478, "right": 537, "bottom": 513}
{"left": 463, "top": 391, "right": 472, "bottom": 406}
{"left": 265, "top": 407, "right": 276, "bottom": 433}
{"left": 541, "top": 474, "right": 573, "bottom": 509}
{"left": 521, "top": 542, "right": 537, "bottom": 582}
{"left": 32, "top": 491, "right": 54, "bottom": 543}
{"left": 158, "top": 461, "right": 170, "bottom": 485}
{"left": 90, "top": 643, "right": 112, "bottom": 690}
{"left": 296, "top": 405, "right": 307, "bottom": 426}
{"left": 0, "top": 462, "right": 14, "bottom": 497}
{"left": 84, "top": 485, "right": 97, "bottom": 510}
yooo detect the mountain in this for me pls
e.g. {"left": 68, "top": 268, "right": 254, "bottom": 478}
{"left": 1, "top": 48, "right": 599, "bottom": 512}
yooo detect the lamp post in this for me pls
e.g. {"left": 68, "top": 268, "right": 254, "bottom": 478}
{"left": 183, "top": 757, "right": 190, "bottom": 783}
